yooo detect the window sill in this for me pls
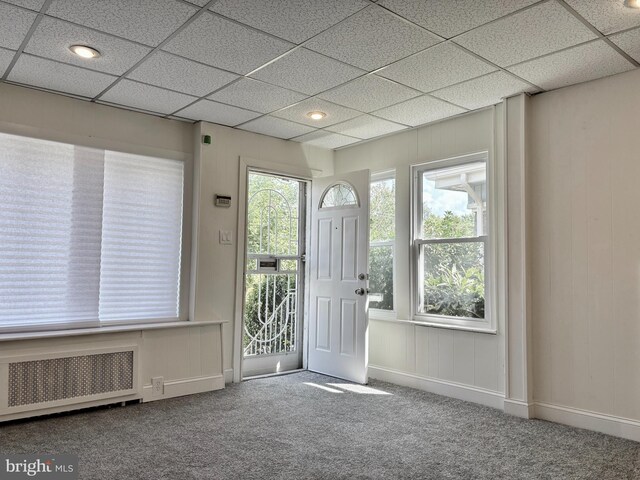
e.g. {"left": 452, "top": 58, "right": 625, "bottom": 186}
{"left": 370, "top": 316, "right": 497, "bottom": 335}
{"left": 0, "top": 320, "right": 229, "bottom": 342}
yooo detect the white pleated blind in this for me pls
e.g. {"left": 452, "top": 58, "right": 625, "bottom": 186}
{"left": 0, "top": 132, "right": 184, "bottom": 333}
{"left": 99, "top": 152, "right": 184, "bottom": 323}
{"left": 0, "top": 133, "right": 104, "bottom": 331}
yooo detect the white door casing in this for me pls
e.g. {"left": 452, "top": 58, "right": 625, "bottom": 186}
{"left": 308, "top": 169, "right": 370, "bottom": 384}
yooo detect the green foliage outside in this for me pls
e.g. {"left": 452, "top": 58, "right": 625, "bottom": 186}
{"left": 244, "top": 173, "right": 300, "bottom": 355}
{"left": 423, "top": 211, "right": 485, "bottom": 318}
{"left": 369, "top": 179, "right": 395, "bottom": 310}
{"left": 244, "top": 274, "right": 296, "bottom": 354}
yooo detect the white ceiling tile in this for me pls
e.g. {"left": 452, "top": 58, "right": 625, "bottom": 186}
{"left": 3, "top": 0, "right": 45, "bottom": 11}
{"left": 128, "top": 51, "right": 239, "bottom": 97}
{"left": 208, "top": 78, "right": 307, "bottom": 114}
{"left": 454, "top": 1, "right": 597, "bottom": 67}
{"left": 610, "top": 27, "right": 640, "bottom": 63}
{"left": 175, "top": 99, "right": 262, "bottom": 126}
{"left": 250, "top": 48, "right": 365, "bottom": 95}
{"left": 162, "top": 12, "right": 293, "bottom": 74}
{"left": 377, "top": 43, "right": 497, "bottom": 93}
{"left": 508, "top": 40, "right": 635, "bottom": 91}
{"left": 0, "top": 47, "right": 16, "bottom": 77}
{"left": 565, "top": 0, "right": 640, "bottom": 35}
{"left": 273, "top": 98, "right": 361, "bottom": 127}
{"left": 378, "top": 0, "right": 538, "bottom": 38}
{"left": 326, "top": 115, "right": 407, "bottom": 139}
{"left": 0, "top": 3, "right": 36, "bottom": 50}
{"left": 304, "top": 6, "right": 441, "bottom": 71}
{"left": 431, "top": 71, "right": 534, "bottom": 110}
{"left": 24, "top": 17, "right": 152, "bottom": 75}
{"left": 210, "top": 0, "right": 369, "bottom": 44}
{"left": 239, "top": 116, "right": 316, "bottom": 139}
{"left": 293, "top": 131, "right": 361, "bottom": 149}
{"left": 373, "top": 95, "right": 467, "bottom": 127}
{"left": 100, "top": 79, "right": 196, "bottom": 115}
{"left": 7, "top": 54, "right": 117, "bottom": 98}
{"left": 318, "top": 75, "right": 420, "bottom": 112}
{"left": 47, "top": 0, "right": 197, "bottom": 47}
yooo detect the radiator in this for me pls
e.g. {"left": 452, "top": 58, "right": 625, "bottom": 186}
{"left": 0, "top": 347, "right": 140, "bottom": 418}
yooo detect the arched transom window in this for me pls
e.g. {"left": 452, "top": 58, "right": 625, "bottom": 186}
{"left": 320, "top": 182, "right": 359, "bottom": 209}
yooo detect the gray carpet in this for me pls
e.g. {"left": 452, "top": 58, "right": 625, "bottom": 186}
{"left": 1, "top": 371, "right": 639, "bottom": 479}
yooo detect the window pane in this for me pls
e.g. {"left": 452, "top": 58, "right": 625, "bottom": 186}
{"left": 370, "top": 178, "right": 395, "bottom": 243}
{"left": 422, "top": 241, "right": 484, "bottom": 319}
{"left": 247, "top": 173, "right": 300, "bottom": 256}
{"left": 0, "top": 133, "right": 104, "bottom": 331}
{"left": 99, "top": 152, "right": 184, "bottom": 322}
{"left": 244, "top": 273, "right": 298, "bottom": 356}
{"left": 369, "top": 245, "right": 393, "bottom": 310}
{"left": 422, "top": 162, "right": 486, "bottom": 239}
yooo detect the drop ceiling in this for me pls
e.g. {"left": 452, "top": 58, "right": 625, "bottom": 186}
{"left": 0, "top": 0, "right": 639, "bottom": 149}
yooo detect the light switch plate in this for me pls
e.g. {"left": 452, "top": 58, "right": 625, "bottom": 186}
{"left": 219, "top": 230, "right": 232, "bottom": 245}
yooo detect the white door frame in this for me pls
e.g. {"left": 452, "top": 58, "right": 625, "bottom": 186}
{"left": 233, "top": 157, "right": 319, "bottom": 383}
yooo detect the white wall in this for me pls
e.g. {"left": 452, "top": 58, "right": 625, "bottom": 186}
{"left": 334, "top": 109, "right": 505, "bottom": 402}
{"left": 190, "top": 122, "right": 334, "bottom": 379}
{"left": 0, "top": 83, "right": 226, "bottom": 418}
{"left": 528, "top": 68, "right": 640, "bottom": 424}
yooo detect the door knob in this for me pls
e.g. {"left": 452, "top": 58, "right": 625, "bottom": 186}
{"left": 355, "top": 288, "right": 369, "bottom": 296}
{"left": 358, "top": 273, "right": 368, "bottom": 280}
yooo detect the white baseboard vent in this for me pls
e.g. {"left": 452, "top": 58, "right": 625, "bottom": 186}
{"left": 1, "top": 347, "right": 140, "bottom": 418}
{"left": 9, "top": 351, "right": 134, "bottom": 407}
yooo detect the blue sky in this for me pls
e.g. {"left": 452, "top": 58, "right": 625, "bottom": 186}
{"left": 423, "top": 180, "right": 469, "bottom": 216}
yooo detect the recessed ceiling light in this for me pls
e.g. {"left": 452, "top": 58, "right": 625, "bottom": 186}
{"left": 307, "top": 111, "right": 327, "bottom": 121}
{"left": 624, "top": 0, "right": 640, "bottom": 8}
{"left": 69, "top": 45, "right": 101, "bottom": 59}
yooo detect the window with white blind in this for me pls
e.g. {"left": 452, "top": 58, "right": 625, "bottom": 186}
{"left": 0, "top": 132, "right": 184, "bottom": 333}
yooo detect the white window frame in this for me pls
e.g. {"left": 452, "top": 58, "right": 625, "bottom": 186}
{"left": 410, "top": 152, "right": 496, "bottom": 333}
{"left": 369, "top": 170, "right": 396, "bottom": 320}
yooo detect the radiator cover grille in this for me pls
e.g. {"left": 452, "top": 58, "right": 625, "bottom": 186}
{"left": 8, "top": 351, "right": 134, "bottom": 407}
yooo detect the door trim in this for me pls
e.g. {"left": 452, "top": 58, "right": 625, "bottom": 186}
{"left": 234, "top": 157, "right": 318, "bottom": 383}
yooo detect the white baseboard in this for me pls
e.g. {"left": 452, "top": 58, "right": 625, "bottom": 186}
{"left": 368, "top": 366, "right": 504, "bottom": 410}
{"left": 504, "top": 399, "right": 535, "bottom": 418}
{"left": 534, "top": 402, "right": 640, "bottom": 443}
{"left": 0, "top": 394, "right": 140, "bottom": 423}
{"left": 142, "top": 374, "right": 224, "bottom": 402}
{"left": 224, "top": 368, "right": 234, "bottom": 384}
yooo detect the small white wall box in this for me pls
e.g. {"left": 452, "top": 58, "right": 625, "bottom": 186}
{"left": 214, "top": 194, "right": 231, "bottom": 207}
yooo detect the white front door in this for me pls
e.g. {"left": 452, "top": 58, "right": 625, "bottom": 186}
{"left": 308, "top": 169, "right": 370, "bottom": 384}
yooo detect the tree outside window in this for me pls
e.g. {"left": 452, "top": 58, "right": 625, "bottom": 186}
{"left": 369, "top": 174, "right": 395, "bottom": 312}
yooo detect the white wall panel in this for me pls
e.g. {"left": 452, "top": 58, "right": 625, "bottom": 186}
{"left": 528, "top": 68, "right": 640, "bottom": 422}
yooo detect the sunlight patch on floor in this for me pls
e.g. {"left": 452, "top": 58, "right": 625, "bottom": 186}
{"left": 303, "top": 382, "right": 344, "bottom": 393}
{"left": 327, "top": 384, "right": 392, "bottom": 395}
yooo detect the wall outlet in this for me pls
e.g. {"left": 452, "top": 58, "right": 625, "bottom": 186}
{"left": 152, "top": 376, "right": 164, "bottom": 397}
